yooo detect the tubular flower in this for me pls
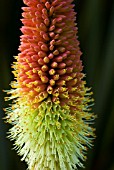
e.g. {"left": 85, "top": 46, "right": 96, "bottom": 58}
{"left": 5, "top": 0, "right": 95, "bottom": 170}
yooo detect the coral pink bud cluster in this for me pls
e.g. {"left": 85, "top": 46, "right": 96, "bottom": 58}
{"left": 17, "top": 0, "right": 83, "bottom": 111}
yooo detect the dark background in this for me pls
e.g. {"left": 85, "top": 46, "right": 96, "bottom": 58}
{"left": 0, "top": 0, "right": 114, "bottom": 170}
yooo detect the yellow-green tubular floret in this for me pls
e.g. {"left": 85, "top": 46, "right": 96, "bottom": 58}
{"left": 6, "top": 97, "right": 95, "bottom": 170}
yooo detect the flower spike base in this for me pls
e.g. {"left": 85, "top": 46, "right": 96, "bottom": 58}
{"left": 5, "top": 0, "right": 95, "bottom": 170}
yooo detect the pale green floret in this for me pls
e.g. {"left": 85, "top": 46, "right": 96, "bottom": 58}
{"left": 7, "top": 97, "right": 94, "bottom": 170}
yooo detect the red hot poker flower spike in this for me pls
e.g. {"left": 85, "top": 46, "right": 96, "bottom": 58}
{"left": 5, "top": 0, "right": 96, "bottom": 170}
